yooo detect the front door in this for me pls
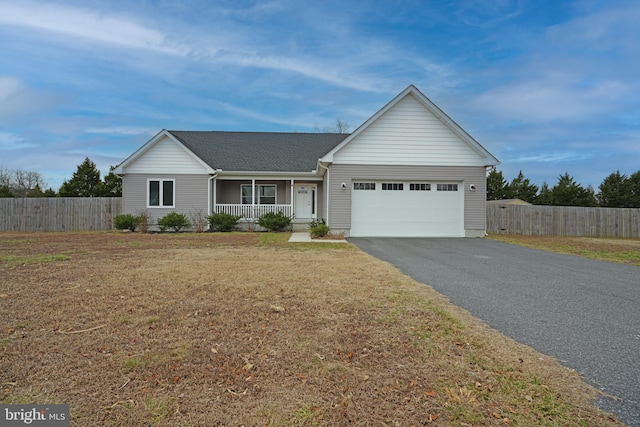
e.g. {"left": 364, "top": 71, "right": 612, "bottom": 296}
{"left": 294, "top": 184, "right": 316, "bottom": 219}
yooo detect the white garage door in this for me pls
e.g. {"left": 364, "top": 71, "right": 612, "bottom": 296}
{"left": 350, "top": 181, "right": 464, "bottom": 237}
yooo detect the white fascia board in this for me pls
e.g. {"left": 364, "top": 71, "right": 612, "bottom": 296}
{"left": 216, "top": 171, "right": 323, "bottom": 181}
{"left": 112, "top": 129, "right": 216, "bottom": 174}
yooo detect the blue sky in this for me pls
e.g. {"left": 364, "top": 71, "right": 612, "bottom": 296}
{"left": 1, "top": 0, "right": 639, "bottom": 191}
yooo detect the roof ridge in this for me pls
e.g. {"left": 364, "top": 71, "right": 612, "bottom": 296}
{"left": 168, "top": 130, "right": 350, "bottom": 136}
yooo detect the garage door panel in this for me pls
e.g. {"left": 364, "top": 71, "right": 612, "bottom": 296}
{"left": 350, "top": 181, "right": 463, "bottom": 237}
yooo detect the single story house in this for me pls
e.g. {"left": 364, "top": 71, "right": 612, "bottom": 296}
{"left": 113, "top": 85, "right": 499, "bottom": 237}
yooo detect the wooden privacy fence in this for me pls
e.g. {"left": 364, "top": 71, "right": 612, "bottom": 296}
{"left": 487, "top": 204, "right": 640, "bottom": 238}
{"left": 0, "top": 198, "right": 122, "bottom": 232}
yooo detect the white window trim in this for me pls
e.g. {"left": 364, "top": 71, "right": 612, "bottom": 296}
{"left": 241, "top": 184, "right": 278, "bottom": 205}
{"left": 147, "top": 178, "right": 175, "bottom": 208}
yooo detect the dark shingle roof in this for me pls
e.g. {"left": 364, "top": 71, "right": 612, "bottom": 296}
{"left": 168, "top": 131, "right": 349, "bottom": 172}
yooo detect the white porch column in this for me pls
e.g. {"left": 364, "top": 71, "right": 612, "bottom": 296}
{"left": 290, "top": 179, "right": 294, "bottom": 217}
{"left": 209, "top": 175, "right": 216, "bottom": 216}
{"left": 251, "top": 178, "right": 256, "bottom": 220}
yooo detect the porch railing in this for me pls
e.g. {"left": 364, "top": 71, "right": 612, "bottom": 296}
{"left": 214, "top": 204, "right": 293, "bottom": 220}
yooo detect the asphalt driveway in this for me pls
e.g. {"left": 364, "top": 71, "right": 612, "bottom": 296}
{"left": 349, "top": 237, "right": 640, "bottom": 426}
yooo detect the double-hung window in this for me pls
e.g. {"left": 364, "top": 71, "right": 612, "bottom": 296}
{"left": 241, "top": 184, "right": 277, "bottom": 204}
{"left": 148, "top": 179, "right": 175, "bottom": 208}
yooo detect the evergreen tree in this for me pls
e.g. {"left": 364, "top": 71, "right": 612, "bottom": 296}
{"left": 486, "top": 168, "right": 508, "bottom": 200}
{"left": 102, "top": 166, "right": 122, "bottom": 196}
{"left": 506, "top": 170, "right": 538, "bottom": 203}
{"left": 628, "top": 170, "right": 640, "bottom": 208}
{"left": 26, "top": 184, "right": 45, "bottom": 198}
{"left": 24, "top": 184, "right": 56, "bottom": 197}
{"left": 58, "top": 157, "right": 104, "bottom": 197}
{"left": 597, "top": 171, "right": 631, "bottom": 207}
{"left": 537, "top": 182, "right": 552, "bottom": 205}
{"left": 43, "top": 187, "right": 57, "bottom": 197}
{"left": 549, "top": 173, "right": 597, "bottom": 207}
{"left": 0, "top": 185, "right": 14, "bottom": 198}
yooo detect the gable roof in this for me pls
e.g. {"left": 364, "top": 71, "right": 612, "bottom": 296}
{"left": 114, "top": 85, "right": 498, "bottom": 175}
{"left": 169, "top": 131, "right": 349, "bottom": 172}
{"left": 113, "top": 130, "right": 350, "bottom": 174}
{"left": 112, "top": 129, "right": 216, "bottom": 175}
{"left": 321, "top": 84, "right": 499, "bottom": 166}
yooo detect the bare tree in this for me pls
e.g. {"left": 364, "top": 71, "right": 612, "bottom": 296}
{"left": 0, "top": 166, "right": 49, "bottom": 197}
{"left": 315, "top": 118, "right": 351, "bottom": 133}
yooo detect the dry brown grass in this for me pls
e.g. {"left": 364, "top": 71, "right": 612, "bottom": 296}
{"left": 0, "top": 232, "right": 622, "bottom": 426}
{"left": 488, "top": 234, "right": 640, "bottom": 266}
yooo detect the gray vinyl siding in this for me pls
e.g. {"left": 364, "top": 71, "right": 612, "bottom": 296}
{"left": 328, "top": 164, "right": 486, "bottom": 233}
{"left": 122, "top": 174, "right": 209, "bottom": 223}
{"left": 215, "top": 180, "right": 291, "bottom": 204}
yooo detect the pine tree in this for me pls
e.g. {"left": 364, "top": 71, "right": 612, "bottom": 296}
{"left": 0, "top": 185, "right": 14, "bottom": 198}
{"left": 597, "top": 171, "right": 631, "bottom": 207}
{"left": 549, "top": 173, "right": 597, "bottom": 207}
{"left": 628, "top": 170, "right": 640, "bottom": 208}
{"left": 486, "top": 168, "right": 508, "bottom": 200}
{"left": 58, "top": 157, "right": 104, "bottom": 197}
{"left": 506, "top": 170, "right": 538, "bottom": 203}
{"left": 101, "top": 166, "right": 122, "bottom": 197}
{"left": 537, "top": 182, "right": 552, "bottom": 205}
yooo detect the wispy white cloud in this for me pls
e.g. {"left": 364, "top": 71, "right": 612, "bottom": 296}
{"left": 0, "top": 0, "right": 401, "bottom": 93}
{"left": 0, "top": 1, "right": 188, "bottom": 55}
{"left": 208, "top": 51, "right": 386, "bottom": 93}
{"left": 0, "top": 76, "right": 21, "bottom": 98}
{"left": 204, "top": 99, "right": 322, "bottom": 129}
{"left": 0, "top": 131, "right": 37, "bottom": 150}
{"left": 467, "top": 1, "right": 640, "bottom": 126}
{"left": 510, "top": 151, "right": 593, "bottom": 163}
{"left": 455, "top": 0, "right": 525, "bottom": 27}
{"left": 471, "top": 74, "right": 627, "bottom": 122}
{"left": 0, "top": 76, "right": 65, "bottom": 121}
{"left": 84, "top": 126, "right": 156, "bottom": 136}
{"left": 546, "top": 2, "right": 640, "bottom": 53}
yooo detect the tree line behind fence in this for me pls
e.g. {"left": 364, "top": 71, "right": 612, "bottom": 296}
{"left": 2, "top": 197, "right": 640, "bottom": 237}
{"left": 0, "top": 198, "right": 122, "bottom": 232}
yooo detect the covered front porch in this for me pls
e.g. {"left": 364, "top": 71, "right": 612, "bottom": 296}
{"left": 211, "top": 177, "right": 321, "bottom": 222}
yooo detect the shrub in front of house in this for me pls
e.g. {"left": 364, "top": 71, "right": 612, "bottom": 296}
{"left": 208, "top": 212, "right": 242, "bottom": 232}
{"left": 136, "top": 210, "right": 150, "bottom": 233}
{"left": 157, "top": 212, "right": 191, "bottom": 232}
{"left": 114, "top": 214, "right": 141, "bottom": 232}
{"left": 309, "top": 218, "right": 330, "bottom": 238}
{"left": 258, "top": 211, "right": 293, "bottom": 231}
{"left": 190, "top": 208, "right": 209, "bottom": 233}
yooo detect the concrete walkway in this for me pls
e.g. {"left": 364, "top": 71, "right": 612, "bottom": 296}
{"left": 288, "top": 231, "right": 348, "bottom": 243}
